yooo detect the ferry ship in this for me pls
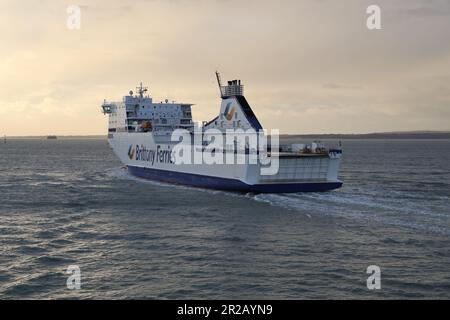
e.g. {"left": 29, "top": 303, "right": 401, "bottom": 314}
{"left": 102, "top": 73, "right": 343, "bottom": 193}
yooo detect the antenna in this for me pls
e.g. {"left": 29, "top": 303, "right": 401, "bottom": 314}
{"left": 136, "top": 82, "right": 148, "bottom": 98}
{"left": 215, "top": 71, "right": 224, "bottom": 98}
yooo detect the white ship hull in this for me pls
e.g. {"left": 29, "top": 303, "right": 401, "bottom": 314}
{"left": 109, "top": 132, "right": 343, "bottom": 193}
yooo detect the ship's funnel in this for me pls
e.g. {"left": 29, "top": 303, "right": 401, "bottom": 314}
{"left": 216, "top": 72, "right": 244, "bottom": 98}
{"left": 220, "top": 80, "right": 244, "bottom": 98}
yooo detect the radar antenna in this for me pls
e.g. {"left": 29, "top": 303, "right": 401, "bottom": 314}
{"left": 136, "top": 82, "right": 148, "bottom": 98}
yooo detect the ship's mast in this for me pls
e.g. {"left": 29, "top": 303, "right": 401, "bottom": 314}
{"left": 215, "top": 71, "right": 224, "bottom": 98}
{"left": 136, "top": 82, "right": 148, "bottom": 98}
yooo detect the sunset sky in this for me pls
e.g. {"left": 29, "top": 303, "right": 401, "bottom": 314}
{"left": 1, "top": 0, "right": 450, "bottom": 136}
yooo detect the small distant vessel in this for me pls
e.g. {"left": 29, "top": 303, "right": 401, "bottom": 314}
{"left": 101, "top": 73, "right": 343, "bottom": 193}
{"left": 46, "top": 135, "right": 57, "bottom": 140}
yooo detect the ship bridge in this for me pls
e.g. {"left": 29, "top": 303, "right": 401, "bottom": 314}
{"left": 103, "top": 83, "right": 194, "bottom": 136}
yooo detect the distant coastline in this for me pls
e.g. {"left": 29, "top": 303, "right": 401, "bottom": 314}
{"left": 282, "top": 131, "right": 450, "bottom": 140}
{"left": 3, "top": 135, "right": 106, "bottom": 140}
{"left": 3, "top": 131, "right": 450, "bottom": 140}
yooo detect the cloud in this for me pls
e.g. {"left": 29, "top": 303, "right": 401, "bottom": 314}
{"left": 322, "top": 83, "right": 363, "bottom": 90}
{"left": 398, "top": 0, "right": 450, "bottom": 17}
{"left": 0, "top": 0, "right": 449, "bottom": 135}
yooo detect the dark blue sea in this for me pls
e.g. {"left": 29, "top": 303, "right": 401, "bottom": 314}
{"left": 0, "top": 139, "right": 449, "bottom": 299}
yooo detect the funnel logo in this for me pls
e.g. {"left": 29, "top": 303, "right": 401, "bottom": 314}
{"left": 223, "top": 102, "right": 236, "bottom": 121}
{"left": 128, "top": 145, "right": 135, "bottom": 160}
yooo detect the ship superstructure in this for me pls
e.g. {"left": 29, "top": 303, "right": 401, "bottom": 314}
{"left": 102, "top": 74, "right": 343, "bottom": 193}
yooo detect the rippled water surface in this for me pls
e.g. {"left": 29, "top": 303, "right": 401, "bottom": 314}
{"left": 0, "top": 139, "right": 449, "bottom": 299}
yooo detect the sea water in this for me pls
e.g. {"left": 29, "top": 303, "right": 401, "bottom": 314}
{"left": 0, "top": 139, "right": 449, "bottom": 299}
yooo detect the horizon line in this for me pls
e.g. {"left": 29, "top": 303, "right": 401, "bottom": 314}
{"left": 3, "top": 130, "right": 450, "bottom": 139}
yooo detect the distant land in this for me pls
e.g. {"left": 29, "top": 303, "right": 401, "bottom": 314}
{"left": 3, "top": 135, "right": 106, "bottom": 140}
{"left": 3, "top": 131, "right": 450, "bottom": 140}
{"left": 281, "top": 131, "right": 450, "bottom": 140}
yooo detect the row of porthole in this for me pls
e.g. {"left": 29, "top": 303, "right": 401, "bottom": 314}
{"left": 140, "top": 105, "right": 181, "bottom": 110}
{"left": 138, "top": 112, "right": 184, "bottom": 117}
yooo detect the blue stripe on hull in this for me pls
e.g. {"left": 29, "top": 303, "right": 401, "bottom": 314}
{"left": 127, "top": 166, "right": 342, "bottom": 193}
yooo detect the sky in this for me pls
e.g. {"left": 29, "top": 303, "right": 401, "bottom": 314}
{"left": 1, "top": 0, "right": 450, "bottom": 135}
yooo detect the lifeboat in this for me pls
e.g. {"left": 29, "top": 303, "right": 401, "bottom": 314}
{"left": 141, "top": 121, "right": 152, "bottom": 132}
